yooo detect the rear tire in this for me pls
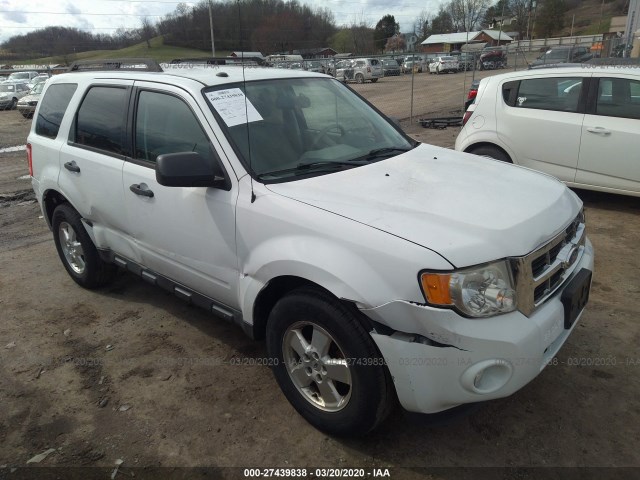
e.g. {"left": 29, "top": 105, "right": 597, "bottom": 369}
{"left": 266, "top": 288, "right": 394, "bottom": 436}
{"left": 355, "top": 74, "right": 364, "bottom": 84}
{"left": 470, "top": 145, "right": 512, "bottom": 163}
{"left": 52, "top": 204, "right": 116, "bottom": 289}
{"left": 371, "top": 78, "right": 378, "bottom": 83}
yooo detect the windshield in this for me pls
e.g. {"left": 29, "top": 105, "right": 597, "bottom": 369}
{"left": 8, "top": 72, "right": 29, "bottom": 80}
{"left": 204, "top": 77, "right": 414, "bottom": 182}
{"left": 442, "top": 56, "right": 455, "bottom": 61}
{"left": 542, "top": 49, "right": 569, "bottom": 60}
{"left": 31, "top": 82, "right": 45, "bottom": 94}
{"left": 0, "top": 84, "right": 16, "bottom": 92}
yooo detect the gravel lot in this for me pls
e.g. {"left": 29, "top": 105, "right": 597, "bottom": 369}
{"left": 1, "top": 70, "right": 639, "bottom": 479}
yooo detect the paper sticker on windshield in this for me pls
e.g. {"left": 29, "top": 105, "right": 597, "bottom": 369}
{"left": 205, "top": 88, "right": 263, "bottom": 127}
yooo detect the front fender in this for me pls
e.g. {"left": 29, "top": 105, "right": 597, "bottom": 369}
{"left": 235, "top": 178, "right": 453, "bottom": 326}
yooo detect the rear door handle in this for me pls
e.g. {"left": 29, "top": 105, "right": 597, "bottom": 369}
{"left": 586, "top": 127, "right": 611, "bottom": 135}
{"left": 64, "top": 161, "right": 80, "bottom": 173}
{"left": 129, "top": 183, "right": 154, "bottom": 198}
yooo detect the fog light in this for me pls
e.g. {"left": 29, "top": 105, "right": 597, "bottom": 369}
{"left": 461, "top": 359, "right": 513, "bottom": 394}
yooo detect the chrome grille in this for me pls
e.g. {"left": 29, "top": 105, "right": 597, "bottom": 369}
{"left": 512, "top": 211, "right": 586, "bottom": 317}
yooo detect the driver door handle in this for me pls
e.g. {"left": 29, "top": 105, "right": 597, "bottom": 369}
{"left": 586, "top": 127, "right": 611, "bottom": 135}
{"left": 64, "top": 161, "right": 80, "bottom": 173}
{"left": 129, "top": 183, "right": 154, "bottom": 198}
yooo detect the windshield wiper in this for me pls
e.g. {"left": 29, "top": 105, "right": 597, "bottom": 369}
{"left": 365, "top": 146, "right": 413, "bottom": 160}
{"left": 257, "top": 160, "right": 365, "bottom": 179}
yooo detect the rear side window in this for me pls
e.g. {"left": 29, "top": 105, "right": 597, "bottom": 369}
{"left": 514, "top": 77, "right": 583, "bottom": 112}
{"left": 35, "top": 83, "right": 77, "bottom": 139}
{"left": 595, "top": 78, "right": 640, "bottom": 120}
{"left": 75, "top": 86, "right": 128, "bottom": 155}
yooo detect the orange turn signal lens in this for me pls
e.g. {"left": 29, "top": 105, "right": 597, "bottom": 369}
{"left": 421, "top": 273, "right": 453, "bottom": 305}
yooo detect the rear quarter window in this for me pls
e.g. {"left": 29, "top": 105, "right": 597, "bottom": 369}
{"left": 35, "top": 83, "right": 78, "bottom": 139}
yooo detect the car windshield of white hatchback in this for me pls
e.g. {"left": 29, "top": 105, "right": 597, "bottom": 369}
{"left": 8, "top": 72, "right": 28, "bottom": 80}
{"left": 204, "top": 77, "right": 415, "bottom": 182}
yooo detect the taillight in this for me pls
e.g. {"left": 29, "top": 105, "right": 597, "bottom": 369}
{"left": 462, "top": 110, "right": 473, "bottom": 126}
{"left": 367, "top": 66, "right": 371, "bottom": 72}
{"left": 467, "top": 89, "right": 478, "bottom": 100}
{"left": 27, "top": 143, "right": 33, "bottom": 176}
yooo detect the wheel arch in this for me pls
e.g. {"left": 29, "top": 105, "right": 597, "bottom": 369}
{"left": 464, "top": 142, "right": 514, "bottom": 163}
{"left": 250, "top": 275, "right": 374, "bottom": 341}
{"left": 42, "top": 189, "right": 71, "bottom": 229}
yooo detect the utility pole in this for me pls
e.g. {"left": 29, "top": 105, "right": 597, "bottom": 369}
{"left": 209, "top": 0, "right": 216, "bottom": 57}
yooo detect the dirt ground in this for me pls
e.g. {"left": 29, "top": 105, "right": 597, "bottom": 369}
{"left": 1, "top": 70, "right": 639, "bottom": 479}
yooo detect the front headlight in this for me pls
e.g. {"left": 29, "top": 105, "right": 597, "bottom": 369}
{"left": 420, "top": 260, "right": 517, "bottom": 317}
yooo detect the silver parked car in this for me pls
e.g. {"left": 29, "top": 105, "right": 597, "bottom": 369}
{"left": 7, "top": 71, "right": 39, "bottom": 83}
{"left": 0, "top": 82, "right": 31, "bottom": 110}
{"left": 17, "top": 81, "right": 46, "bottom": 117}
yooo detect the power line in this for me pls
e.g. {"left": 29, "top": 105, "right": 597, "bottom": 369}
{"left": 0, "top": 11, "right": 167, "bottom": 16}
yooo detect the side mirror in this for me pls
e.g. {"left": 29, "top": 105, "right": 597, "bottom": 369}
{"left": 156, "top": 152, "right": 230, "bottom": 190}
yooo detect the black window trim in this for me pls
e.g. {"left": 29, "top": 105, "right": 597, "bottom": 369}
{"left": 128, "top": 86, "right": 232, "bottom": 190}
{"left": 67, "top": 83, "right": 133, "bottom": 160}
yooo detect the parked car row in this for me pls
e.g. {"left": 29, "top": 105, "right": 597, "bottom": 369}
{"left": 0, "top": 73, "right": 49, "bottom": 112}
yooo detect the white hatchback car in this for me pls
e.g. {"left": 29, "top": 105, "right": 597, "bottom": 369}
{"left": 455, "top": 66, "right": 640, "bottom": 196}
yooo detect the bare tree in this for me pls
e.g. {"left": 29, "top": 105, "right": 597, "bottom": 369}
{"left": 509, "top": 0, "right": 530, "bottom": 39}
{"left": 448, "top": 0, "right": 491, "bottom": 31}
{"left": 413, "top": 10, "right": 432, "bottom": 40}
{"left": 140, "top": 17, "right": 156, "bottom": 48}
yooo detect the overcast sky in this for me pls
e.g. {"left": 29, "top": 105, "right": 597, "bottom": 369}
{"left": 0, "top": 0, "right": 444, "bottom": 45}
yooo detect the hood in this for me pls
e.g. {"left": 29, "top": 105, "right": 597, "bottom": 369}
{"left": 18, "top": 93, "right": 40, "bottom": 103}
{"left": 266, "top": 144, "right": 581, "bottom": 268}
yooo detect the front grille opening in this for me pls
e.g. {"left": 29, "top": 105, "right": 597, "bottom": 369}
{"left": 534, "top": 282, "right": 548, "bottom": 303}
{"left": 531, "top": 254, "right": 548, "bottom": 278}
{"left": 548, "top": 242, "right": 564, "bottom": 263}
{"left": 549, "top": 270, "right": 563, "bottom": 290}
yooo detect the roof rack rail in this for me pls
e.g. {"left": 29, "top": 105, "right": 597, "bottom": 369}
{"left": 169, "top": 57, "right": 267, "bottom": 66}
{"left": 68, "top": 58, "right": 163, "bottom": 72}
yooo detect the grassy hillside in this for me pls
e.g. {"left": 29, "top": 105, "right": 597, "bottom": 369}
{"left": 558, "top": 0, "right": 625, "bottom": 36}
{"left": 13, "top": 36, "right": 227, "bottom": 66}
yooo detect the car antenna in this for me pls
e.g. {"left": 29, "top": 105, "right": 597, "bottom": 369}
{"left": 237, "top": 0, "right": 256, "bottom": 204}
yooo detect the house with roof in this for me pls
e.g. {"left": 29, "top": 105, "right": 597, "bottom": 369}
{"left": 292, "top": 48, "right": 338, "bottom": 59}
{"left": 421, "top": 30, "right": 513, "bottom": 53}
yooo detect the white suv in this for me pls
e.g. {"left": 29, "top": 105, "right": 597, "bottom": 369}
{"left": 456, "top": 66, "right": 640, "bottom": 196}
{"left": 28, "top": 59, "right": 594, "bottom": 435}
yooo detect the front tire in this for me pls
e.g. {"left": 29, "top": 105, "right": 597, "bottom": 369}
{"left": 266, "top": 288, "right": 394, "bottom": 436}
{"left": 355, "top": 74, "right": 364, "bottom": 84}
{"left": 10, "top": 98, "right": 17, "bottom": 110}
{"left": 52, "top": 204, "right": 116, "bottom": 289}
{"left": 470, "top": 145, "right": 512, "bottom": 163}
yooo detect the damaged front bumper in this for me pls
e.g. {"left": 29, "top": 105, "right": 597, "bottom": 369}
{"left": 361, "top": 239, "right": 594, "bottom": 414}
